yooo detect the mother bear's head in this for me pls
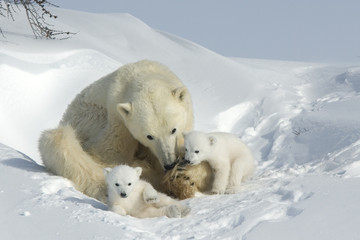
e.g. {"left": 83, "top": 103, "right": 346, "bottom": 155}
{"left": 117, "top": 84, "right": 193, "bottom": 170}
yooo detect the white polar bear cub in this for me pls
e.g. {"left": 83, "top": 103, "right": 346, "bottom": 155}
{"left": 183, "top": 131, "right": 255, "bottom": 194}
{"left": 104, "top": 165, "right": 190, "bottom": 218}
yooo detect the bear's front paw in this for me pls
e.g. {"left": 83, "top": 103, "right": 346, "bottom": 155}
{"left": 166, "top": 205, "right": 181, "bottom": 218}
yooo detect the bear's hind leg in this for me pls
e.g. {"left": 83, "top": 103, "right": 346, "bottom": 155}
{"left": 136, "top": 205, "right": 181, "bottom": 218}
{"left": 153, "top": 192, "right": 178, "bottom": 207}
{"left": 153, "top": 193, "right": 190, "bottom": 217}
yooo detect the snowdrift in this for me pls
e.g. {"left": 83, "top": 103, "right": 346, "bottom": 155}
{"left": 1, "top": 8, "right": 360, "bottom": 240}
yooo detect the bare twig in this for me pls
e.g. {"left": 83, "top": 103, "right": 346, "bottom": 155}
{"left": 292, "top": 127, "right": 310, "bottom": 136}
{"left": 0, "top": 0, "right": 74, "bottom": 39}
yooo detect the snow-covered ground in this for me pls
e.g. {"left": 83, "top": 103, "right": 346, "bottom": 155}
{"left": 1, "top": 8, "right": 360, "bottom": 240}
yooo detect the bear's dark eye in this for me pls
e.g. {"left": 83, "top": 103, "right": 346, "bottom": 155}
{"left": 128, "top": 183, "right": 132, "bottom": 186}
{"left": 195, "top": 150, "right": 200, "bottom": 154}
{"left": 147, "top": 135, "right": 154, "bottom": 140}
{"left": 115, "top": 183, "right": 119, "bottom": 187}
{"left": 185, "top": 148, "right": 188, "bottom": 152}
{"left": 171, "top": 128, "right": 177, "bottom": 134}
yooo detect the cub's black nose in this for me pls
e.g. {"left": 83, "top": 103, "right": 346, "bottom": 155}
{"left": 164, "top": 162, "right": 176, "bottom": 170}
{"left": 120, "top": 193, "right": 127, "bottom": 198}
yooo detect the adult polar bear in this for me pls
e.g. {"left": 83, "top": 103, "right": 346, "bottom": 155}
{"left": 39, "top": 60, "right": 206, "bottom": 203}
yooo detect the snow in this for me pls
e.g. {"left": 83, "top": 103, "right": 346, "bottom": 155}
{"left": 1, "top": 7, "right": 360, "bottom": 240}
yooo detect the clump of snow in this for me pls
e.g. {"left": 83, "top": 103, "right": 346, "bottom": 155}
{"left": 1, "top": 8, "right": 360, "bottom": 240}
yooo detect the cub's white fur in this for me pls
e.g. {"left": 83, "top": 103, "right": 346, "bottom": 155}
{"left": 183, "top": 131, "right": 255, "bottom": 194}
{"left": 105, "top": 165, "right": 190, "bottom": 218}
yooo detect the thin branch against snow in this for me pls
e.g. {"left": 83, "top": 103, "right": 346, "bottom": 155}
{"left": 292, "top": 127, "right": 310, "bottom": 136}
{"left": 0, "top": 0, "right": 75, "bottom": 39}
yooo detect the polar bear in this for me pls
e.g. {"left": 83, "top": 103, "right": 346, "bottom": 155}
{"left": 183, "top": 131, "right": 255, "bottom": 194}
{"left": 38, "top": 60, "right": 200, "bottom": 203}
{"left": 105, "top": 165, "right": 190, "bottom": 218}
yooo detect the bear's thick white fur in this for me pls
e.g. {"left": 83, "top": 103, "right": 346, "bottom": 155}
{"left": 105, "top": 165, "right": 190, "bottom": 218}
{"left": 38, "top": 60, "right": 195, "bottom": 203}
{"left": 183, "top": 131, "right": 255, "bottom": 194}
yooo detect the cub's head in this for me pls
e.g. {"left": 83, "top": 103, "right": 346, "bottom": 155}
{"left": 117, "top": 86, "right": 192, "bottom": 170}
{"left": 183, "top": 131, "right": 216, "bottom": 165}
{"left": 104, "top": 165, "right": 142, "bottom": 198}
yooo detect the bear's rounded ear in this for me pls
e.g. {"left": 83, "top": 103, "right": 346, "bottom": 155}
{"left": 182, "top": 131, "right": 189, "bottom": 138}
{"left": 104, "top": 168, "right": 112, "bottom": 176}
{"left": 209, "top": 136, "right": 217, "bottom": 146}
{"left": 117, "top": 103, "right": 132, "bottom": 118}
{"left": 135, "top": 167, "right": 142, "bottom": 177}
{"left": 172, "top": 87, "right": 188, "bottom": 102}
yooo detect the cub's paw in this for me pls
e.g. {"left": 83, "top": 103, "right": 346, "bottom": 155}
{"left": 145, "top": 196, "right": 159, "bottom": 204}
{"left": 166, "top": 205, "right": 181, "bottom": 218}
{"left": 144, "top": 190, "right": 159, "bottom": 203}
{"left": 110, "top": 205, "right": 126, "bottom": 216}
{"left": 208, "top": 188, "right": 225, "bottom": 195}
{"left": 179, "top": 205, "right": 191, "bottom": 217}
{"left": 143, "top": 186, "right": 160, "bottom": 204}
{"left": 225, "top": 187, "right": 240, "bottom": 194}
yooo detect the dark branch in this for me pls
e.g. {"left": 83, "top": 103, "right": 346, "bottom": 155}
{"left": 0, "top": 0, "right": 74, "bottom": 39}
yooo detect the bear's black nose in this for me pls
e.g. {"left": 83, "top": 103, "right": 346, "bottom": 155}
{"left": 164, "top": 162, "right": 176, "bottom": 170}
{"left": 120, "top": 193, "right": 127, "bottom": 198}
{"left": 183, "top": 159, "right": 191, "bottom": 165}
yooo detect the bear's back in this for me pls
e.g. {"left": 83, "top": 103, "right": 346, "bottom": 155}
{"left": 211, "top": 132, "right": 250, "bottom": 158}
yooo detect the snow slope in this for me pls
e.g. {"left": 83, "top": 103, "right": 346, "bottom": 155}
{"left": 1, "top": 8, "right": 360, "bottom": 240}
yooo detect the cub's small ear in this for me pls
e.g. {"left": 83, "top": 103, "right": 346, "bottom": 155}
{"left": 209, "top": 136, "right": 217, "bottom": 146}
{"left": 117, "top": 103, "right": 132, "bottom": 118}
{"left": 172, "top": 87, "right": 188, "bottom": 102}
{"left": 182, "top": 131, "right": 189, "bottom": 137}
{"left": 135, "top": 167, "right": 142, "bottom": 177}
{"left": 104, "top": 168, "right": 112, "bottom": 176}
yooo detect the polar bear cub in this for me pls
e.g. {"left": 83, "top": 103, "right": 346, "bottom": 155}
{"left": 183, "top": 131, "right": 255, "bottom": 194}
{"left": 104, "top": 165, "right": 190, "bottom": 218}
